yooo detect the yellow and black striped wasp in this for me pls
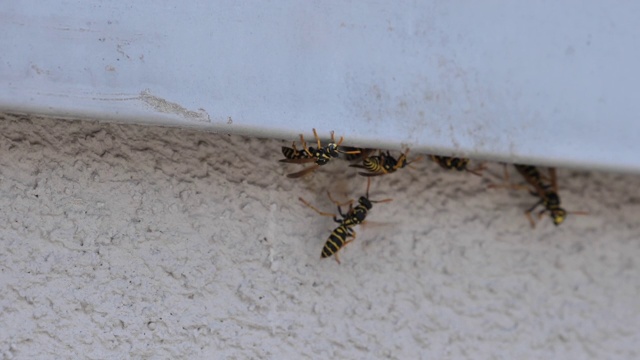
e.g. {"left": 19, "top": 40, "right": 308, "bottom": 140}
{"left": 492, "top": 164, "right": 588, "bottom": 227}
{"left": 513, "top": 164, "right": 588, "bottom": 227}
{"left": 298, "top": 178, "right": 392, "bottom": 264}
{"left": 279, "top": 129, "right": 360, "bottom": 178}
{"left": 350, "top": 149, "right": 422, "bottom": 177}
{"left": 430, "top": 155, "right": 484, "bottom": 176}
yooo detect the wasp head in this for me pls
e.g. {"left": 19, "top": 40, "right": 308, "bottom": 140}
{"left": 551, "top": 208, "right": 566, "bottom": 226}
{"left": 358, "top": 196, "right": 373, "bottom": 210}
{"left": 544, "top": 192, "right": 561, "bottom": 206}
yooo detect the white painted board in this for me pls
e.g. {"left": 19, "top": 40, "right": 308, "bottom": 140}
{"left": 1, "top": 1, "right": 639, "bottom": 172}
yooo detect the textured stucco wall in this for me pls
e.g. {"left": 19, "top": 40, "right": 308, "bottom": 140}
{"left": 0, "top": 113, "right": 639, "bottom": 359}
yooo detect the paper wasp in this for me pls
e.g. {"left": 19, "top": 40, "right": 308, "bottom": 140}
{"left": 492, "top": 164, "right": 588, "bottom": 227}
{"left": 514, "top": 164, "right": 589, "bottom": 227}
{"left": 430, "top": 155, "right": 484, "bottom": 176}
{"left": 350, "top": 149, "right": 422, "bottom": 177}
{"left": 279, "top": 129, "right": 360, "bottom": 178}
{"left": 298, "top": 178, "right": 392, "bottom": 264}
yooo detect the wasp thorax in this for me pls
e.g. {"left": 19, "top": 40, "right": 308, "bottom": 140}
{"left": 545, "top": 192, "right": 561, "bottom": 207}
{"left": 324, "top": 143, "right": 339, "bottom": 158}
{"left": 358, "top": 196, "right": 373, "bottom": 210}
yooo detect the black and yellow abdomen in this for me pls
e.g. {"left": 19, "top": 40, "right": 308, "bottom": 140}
{"left": 321, "top": 225, "right": 354, "bottom": 258}
{"left": 514, "top": 164, "right": 543, "bottom": 188}
{"left": 431, "top": 155, "right": 470, "bottom": 171}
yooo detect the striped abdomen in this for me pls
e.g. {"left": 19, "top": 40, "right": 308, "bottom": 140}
{"left": 431, "top": 155, "right": 469, "bottom": 171}
{"left": 361, "top": 156, "right": 386, "bottom": 173}
{"left": 514, "top": 164, "right": 544, "bottom": 188}
{"left": 362, "top": 153, "right": 400, "bottom": 174}
{"left": 321, "top": 225, "right": 354, "bottom": 258}
{"left": 281, "top": 146, "right": 314, "bottom": 160}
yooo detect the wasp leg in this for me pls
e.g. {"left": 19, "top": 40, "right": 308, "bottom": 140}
{"left": 525, "top": 210, "right": 538, "bottom": 228}
{"left": 330, "top": 129, "right": 345, "bottom": 147}
{"left": 333, "top": 203, "right": 354, "bottom": 220}
{"left": 291, "top": 141, "right": 300, "bottom": 154}
{"left": 390, "top": 149, "right": 410, "bottom": 171}
{"left": 362, "top": 178, "right": 393, "bottom": 203}
{"left": 365, "top": 177, "right": 372, "bottom": 197}
{"left": 466, "top": 162, "right": 487, "bottom": 177}
{"left": 327, "top": 192, "right": 354, "bottom": 219}
{"left": 549, "top": 168, "right": 559, "bottom": 193}
{"left": 488, "top": 164, "right": 529, "bottom": 190}
{"left": 299, "top": 133, "right": 314, "bottom": 158}
{"left": 299, "top": 197, "right": 338, "bottom": 218}
{"left": 327, "top": 192, "right": 354, "bottom": 208}
{"left": 311, "top": 128, "right": 323, "bottom": 150}
{"left": 405, "top": 154, "right": 424, "bottom": 170}
{"left": 524, "top": 199, "right": 544, "bottom": 228}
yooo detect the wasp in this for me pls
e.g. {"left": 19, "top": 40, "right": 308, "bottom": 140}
{"left": 492, "top": 164, "right": 587, "bottom": 227}
{"left": 350, "top": 149, "right": 422, "bottom": 177}
{"left": 279, "top": 129, "right": 360, "bottom": 178}
{"left": 430, "top": 155, "right": 484, "bottom": 176}
{"left": 298, "top": 178, "right": 392, "bottom": 264}
{"left": 514, "top": 164, "right": 589, "bottom": 227}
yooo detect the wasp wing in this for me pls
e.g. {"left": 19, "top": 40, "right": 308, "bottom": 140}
{"left": 286, "top": 164, "right": 320, "bottom": 178}
{"left": 279, "top": 158, "right": 317, "bottom": 164}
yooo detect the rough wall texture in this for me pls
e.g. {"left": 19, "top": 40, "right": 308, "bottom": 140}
{"left": 0, "top": 113, "right": 638, "bottom": 359}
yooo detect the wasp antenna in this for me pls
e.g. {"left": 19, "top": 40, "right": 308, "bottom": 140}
{"left": 327, "top": 191, "right": 353, "bottom": 207}
{"left": 408, "top": 155, "right": 424, "bottom": 166}
{"left": 371, "top": 198, "right": 393, "bottom": 204}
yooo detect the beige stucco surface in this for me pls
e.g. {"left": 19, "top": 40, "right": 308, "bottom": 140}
{"left": 0, "top": 113, "right": 639, "bottom": 359}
